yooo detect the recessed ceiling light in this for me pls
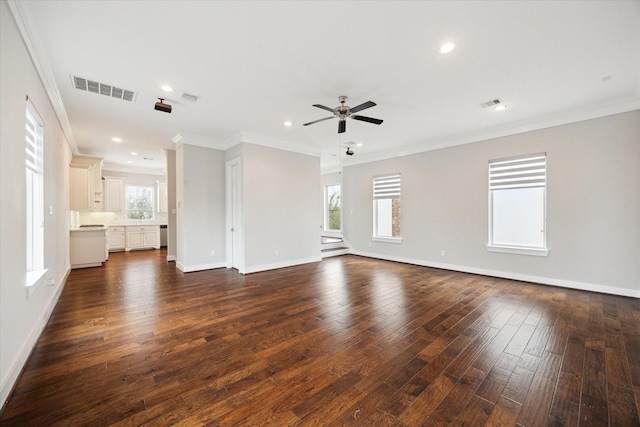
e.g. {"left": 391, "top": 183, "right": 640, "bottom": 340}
{"left": 439, "top": 42, "right": 456, "bottom": 54}
{"left": 131, "top": 152, "right": 138, "bottom": 155}
{"left": 284, "top": 121, "right": 292, "bottom": 127}
{"left": 356, "top": 143, "right": 363, "bottom": 147}
{"left": 495, "top": 104, "right": 507, "bottom": 111}
{"left": 127, "top": 160, "right": 133, "bottom": 164}
{"left": 161, "top": 85, "right": 173, "bottom": 92}
{"left": 112, "top": 137, "right": 122, "bottom": 142}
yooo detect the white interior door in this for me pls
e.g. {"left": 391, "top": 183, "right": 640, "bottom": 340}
{"left": 231, "top": 162, "right": 242, "bottom": 270}
{"left": 226, "top": 158, "right": 243, "bottom": 272}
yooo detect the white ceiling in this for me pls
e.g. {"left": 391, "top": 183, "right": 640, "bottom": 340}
{"left": 15, "top": 0, "right": 640, "bottom": 174}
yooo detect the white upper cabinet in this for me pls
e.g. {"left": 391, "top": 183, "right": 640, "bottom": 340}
{"left": 104, "top": 176, "right": 124, "bottom": 212}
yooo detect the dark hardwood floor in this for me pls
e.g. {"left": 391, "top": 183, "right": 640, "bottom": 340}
{"left": 1, "top": 250, "right": 639, "bottom": 426}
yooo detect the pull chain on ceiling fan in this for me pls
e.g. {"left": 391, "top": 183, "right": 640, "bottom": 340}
{"left": 303, "top": 95, "right": 383, "bottom": 134}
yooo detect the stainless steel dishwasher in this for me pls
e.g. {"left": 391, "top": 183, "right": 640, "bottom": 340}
{"left": 160, "top": 224, "right": 167, "bottom": 247}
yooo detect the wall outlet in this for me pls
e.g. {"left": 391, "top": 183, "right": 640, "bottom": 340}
{"left": 368, "top": 242, "right": 372, "bottom": 247}
{"left": 48, "top": 278, "right": 55, "bottom": 287}
{"left": 440, "top": 250, "right": 446, "bottom": 257}
{"left": 275, "top": 249, "right": 279, "bottom": 256}
{"left": 210, "top": 250, "right": 215, "bottom": 257}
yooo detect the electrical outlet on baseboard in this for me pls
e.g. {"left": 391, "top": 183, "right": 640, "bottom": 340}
{"left": 440, "top": 250, "right": 446, "bottom": 257}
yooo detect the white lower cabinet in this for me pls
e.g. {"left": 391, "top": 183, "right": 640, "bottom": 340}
{"left": 107, "top": 226, "right": 126, "bottom": 251}
{"left": 125, "top": 225, "right": 160, "bottom": 251}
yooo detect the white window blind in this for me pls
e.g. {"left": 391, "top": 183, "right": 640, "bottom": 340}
{"left": 488, "top": 152, "right": 547, "bottom": 255}
{"left": 489, "top": 153, "right": 546, "bottom": 191}
{"left": 373, "top": 174, "right": 401, "bottom": 199}
{"left": 25, "top": 108, "right": 41, "bottom": 174}
{"left": 25, "top": 100, "right": 44, "bottom": 275}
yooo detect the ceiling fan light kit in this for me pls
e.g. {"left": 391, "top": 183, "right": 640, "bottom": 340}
{"left": 303, "top": 95, "right": 383, "bottom": 134}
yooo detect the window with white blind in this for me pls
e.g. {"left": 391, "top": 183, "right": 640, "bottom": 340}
{"left": 488, "top": 153, "right": 548, "bottom": 256}
{"left": 373, "top": 173, "right": 401, "bottom": 242}
{"left": 26, "top": 99, "right": 45, "bottom": 283}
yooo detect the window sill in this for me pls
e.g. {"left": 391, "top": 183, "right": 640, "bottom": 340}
{"left": 487, "top": 245, "right": 548, "bottom": 257}
{"left": 372, "top": 236, "right": 402, "bottom": 244}
{"left": 26, "top": 268, "right": 48, "bottom": 297}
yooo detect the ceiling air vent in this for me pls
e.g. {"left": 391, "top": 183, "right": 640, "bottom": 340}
{"left": 72, "top": 75, "right": 137, "bottom": 102}
{"left": 481, "top": 99, "right": 502, "bottom": 108}
{"left": 181, "top": 92, "right": 199, "bottom": 102}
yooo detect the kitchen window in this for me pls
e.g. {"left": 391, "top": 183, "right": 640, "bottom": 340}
{"left": 125, "top": 184, "right": 155, "bottom": 220}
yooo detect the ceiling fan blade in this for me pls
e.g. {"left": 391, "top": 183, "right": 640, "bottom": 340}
{"left": 303, "top": 116, "right": 335, "bottom": 126}
{"left": 351, "top": 115, "right": 383, "bottom": 125}
{"left": 349, "top": 100, "right": 376, "bottom": 114}
{"left": 338, "top": 120, "right": 346, "bottom": 134}
{"left": 313, "top": 104, "right": 337, "bottom": 113}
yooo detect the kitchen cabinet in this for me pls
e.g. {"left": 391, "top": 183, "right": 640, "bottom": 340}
{"left": 104, "top": 177, "right": 124, "bottom": 212}
{"left": 107, "top": 226, "right": 126, "bottom": 251}
{"left": 70, "top": 228, "right": 107, "bottom": 268}
{"left": 125, "top": 225, "right": 160, "bottom": 251}
{"left": 157, "top": 181, "right": 168, "bottom": 213}
{"left": 69, "top": 167, "right": 91, "bottom": 211}
{"left": 69, "top": 155, "right": 103, "bottom": 211}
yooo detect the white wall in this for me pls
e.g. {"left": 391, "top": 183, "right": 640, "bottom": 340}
{"left": 175, "top": 144, "right": 226, "bottom": 272}
{"left": 242, "top": 143, "right": 321, "bottom": 273}
{"left": 344, "top": 111, "right": 640, "bottom": 297}
{"left": 1, "top": 0, "right": 73, "bottom": 406}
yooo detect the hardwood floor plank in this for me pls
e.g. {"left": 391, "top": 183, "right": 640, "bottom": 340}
{"left": 1, "top": 251, "right": 638, "bottom": 426}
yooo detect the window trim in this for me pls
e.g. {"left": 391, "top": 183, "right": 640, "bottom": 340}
{"left": 324, "top": 184, "right": 341, "bottom": 232}
{"left": 372, "top": 173, "right": 401, "bottom": 241}
{"left": 25, "top": 98, "right": 45, "bottom": 280}
{"left": 487, "top": 153, "right": 548, "bottom": 256}
{"left": 125, "top": 183, "right": 156, "bottom": 220}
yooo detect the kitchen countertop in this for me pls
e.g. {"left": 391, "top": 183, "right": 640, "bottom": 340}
{"left": 70, "top": 226, "right": 106, "bottom": 231}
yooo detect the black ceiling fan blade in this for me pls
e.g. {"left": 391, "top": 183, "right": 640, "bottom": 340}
{"left": 338, "top": 120, "right": 346, "bottom": 134}
{"left": 349, "top": 100, "right": 376, "bottom": 114}
{"left": 303, "top": 116, "right": 335, "bottom": 126}
{"left": 312, "top": 104, "right": 337, "bottom": 113}
{"left": 351, "top": 115, "right": 383, "bottom": 125}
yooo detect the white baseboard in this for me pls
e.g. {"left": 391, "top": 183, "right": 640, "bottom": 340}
{"left": 244, "top": 256, "right": 322, "bottom": 274}
{"left": 176, "top": 261, "right": 226, "bottom": 273}
{"left": 166, "top": 255, "right": 176, "bottom": 262}
{"left": 349, "top": 250, "right": 640, "bottom": 298}
{"left": 1, "top": 267, "right": 70, "bottom": 409}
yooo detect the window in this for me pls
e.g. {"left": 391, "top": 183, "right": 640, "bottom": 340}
{"left": 26, "top": 100, "right": 45, "bottom": 278}
{"left": 488, "top": 153, "right": 548, "bottom": 256}
{"left": 373, "top": 174, "right": 401, "bottom": 241}
{"left": 324, "top": 184, "right": 341, "bottom": 231}
{"left": 125, "top": 185, "right": 154, "bottom": 220}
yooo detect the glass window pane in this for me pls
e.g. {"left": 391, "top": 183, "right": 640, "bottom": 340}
{"left": 126, "top": 185, "right": 154, "bottom": 220}
{"left": 326, "top": 185, "right": 341, "bottom": 231}
{"left": 492, "top": 187, "right": 544, "bottom": 247}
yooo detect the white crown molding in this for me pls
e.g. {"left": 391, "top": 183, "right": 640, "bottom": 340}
{"left": 343, "top": 97, "right": 640, "bottom": 168}
{"left": 174, "top": 131, "right": 322, "bottom": 158}
{"left": 238, "top": 131, "right": 321, "bottom": 157}
{"left": 7, "top": 0, "right": 78, "bottom": 153}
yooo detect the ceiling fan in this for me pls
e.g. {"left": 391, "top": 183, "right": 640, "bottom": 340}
{"left": 303, "top": 95, "right": 383, "bottom": 134}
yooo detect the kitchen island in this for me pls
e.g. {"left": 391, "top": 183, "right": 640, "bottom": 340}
{"left": 70, "top": 226, "right": 107, "bottom": 268}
